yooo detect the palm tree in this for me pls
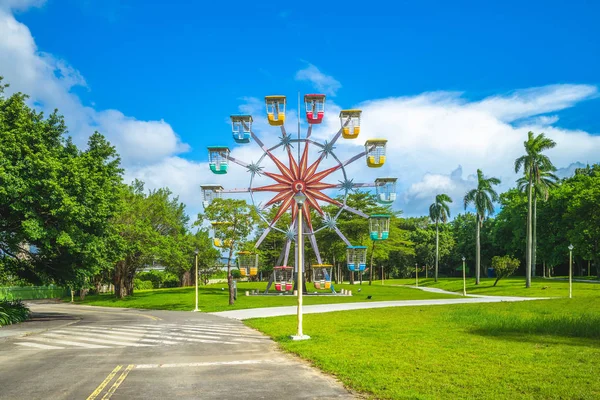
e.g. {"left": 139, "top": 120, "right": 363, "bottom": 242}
{"left": 515, "top": 131, "right": 556, "bottom": 288}
{"left": 517, "top": 169, "right": 558, "bottom": 278}
{"left": 464, "top": 169, "right": 501, "bottom": 285}
{"left": 429, "top": 194, "right": 452, "bottom": 282}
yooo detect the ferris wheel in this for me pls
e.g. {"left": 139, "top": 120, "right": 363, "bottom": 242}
{"left": 202, "top": 94, "right": 397, "bottom": 272}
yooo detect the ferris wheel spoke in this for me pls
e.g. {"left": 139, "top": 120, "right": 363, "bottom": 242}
{"left": 263, "top": 171, "right": 293, "bottom": 185}
{"left": 219, "top": 188, "right": 252, "bottom": 193}
{"left": 306, "top": 165, "right": 341, "bottom": 185}
{"left": 283, "top": 234, "right": 293, "bottom": 266}
{"left": 338, "top": 182, "right": 377, "bottom": 188}
{"left": 287, "top": 147, "right": 300, "bottom": 177}
{"left": 303, "top": 152, "right": 326, "bottom": 181}
{"left": 291, "top": 201, "right": 298, "bottom": 223}
{"left": 304, "top": 192, "right": 325, "bottom": 216}
{"left": 304, "top": 223, "right": 323, "bottom": 265}
{"left": 309, "top": 182, "right": 338, "bottom": 191}
{"left": 302, "top": 202, "right": 314, "bottom": 232}
{"left": 263, "top": 191, "right": 292, "bottom": 207}
{"left": 254, "top": 226, "right": 273, "bottom": 248}
{"left": 341, "top": 151, "right": 368, "bottom": 168}
{"left": 306, "top": 188, "right": 342, "bottom": 207}
{"left": 271, "top": 195, "right": 295, "bottom": 225}
{"left": 327, "top": 118, "right": 351, "bottom": 147}
{"left": 333, "top": 225, "right": 352, "bottom": 247}
{"left": 253, "top": 183, "right": 291, "bottom": 193}
{"left": 298, "top": 140, "right": 310, "bottom": 179}
{"left": 342, "top": 204, "right": 369, "bottom": 219}
{"left": 306, "top": 125, "right": 313, "bottom": 139}
{"left": 224, "top": 154, "right": 250, "bottom": 168}
{"left": 268, "top": 150, "right": 295, "bottom": 182}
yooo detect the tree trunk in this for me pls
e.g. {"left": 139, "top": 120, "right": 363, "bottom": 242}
{"left": 525, "top": 178, "right": 533, "bottom": 288}
{"left": 114, "top": 261, "right": 134, "bottom": 299}
{"left": 475, "top": 216, "right": 481, "bottom": 285}
{"left": 532, "top": 194, "right": 537, "bottom": 278}
{"left": 369, "top": 242, "right": 376, "bottom": 286}
{"left": 435, "top": 220, "right": 439, "bottom": 282}
{"left": 543, "top": 260, "right": 546, "bottom": 278}
{"left": 350, "top": 271, "right": 354, "bottom": 285}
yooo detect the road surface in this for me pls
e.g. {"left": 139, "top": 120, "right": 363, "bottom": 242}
{"left": 0, "top": 301, "right": 353, "bottom": 400}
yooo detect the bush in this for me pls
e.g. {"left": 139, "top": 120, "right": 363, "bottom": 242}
{"left": 491, "top": 255, "right": 520, "bottom": 286}
{"left": 133, "top": 278, "right": 154, "bottom": 291}
{"left": 162, "top": 274, "right": 179, "bottom": 288}
{"left": 0, "top": 299, "right": 31, "bottom": 326}
{"left": 136, "top": 270, "right": 180, "bottom": 288}
{"left": 231, "top": 269, "right": 241, "bottom": 279}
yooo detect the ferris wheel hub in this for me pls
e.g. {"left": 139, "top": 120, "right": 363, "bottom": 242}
{"left": 292, "top": 180, "right": 306, "bottom": 193}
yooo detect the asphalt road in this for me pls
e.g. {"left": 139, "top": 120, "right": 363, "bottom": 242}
{"left": 0, "top": 302, "right": 354, "bottom": 400}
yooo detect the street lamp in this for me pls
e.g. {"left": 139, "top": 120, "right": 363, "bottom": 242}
{"left": 292, "top": 192, "right": 309, "bottom": 341}
{"left": 462, "top": 256, "right": 466, "bottom": 296}
{"left": 568, "top": 244, "right": 574, "bottom": 299}
{"left": 415, "top": 262, "right": 418, "bottom": 287}
{"left": 193, "top": 248, "right": 200, "bottom": 312}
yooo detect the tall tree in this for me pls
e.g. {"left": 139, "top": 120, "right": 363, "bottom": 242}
{"left": 0, "top": 79, "right": 123, "bottom": 285}
{"left": 201, "top": 198, "right": 258, "bottom": 305}
{"left": 464, "top": 169, "right": 501, "bottom": 284}
{"left": 514, "top": 131, "right": 556, "bottom": 288}
{"left": 429, "top": 194, "right": 452, "bottom": 282}
{"left": 516, "top": 169, "right": 558, "bottom": 277}
{"left": 112, "top": 182, "right": 189, "bottom": 298}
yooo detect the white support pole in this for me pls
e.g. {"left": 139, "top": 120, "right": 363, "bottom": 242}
{"left": 569, "top": 246, "right": 573, "bottom": 299}
{"left": 462, "top": 257, "right": 467, "bottom": 297}
{"left": 292, "top": 194, "right": 309, "bottom": 341}
{"left": 193, "top": 252, "right": 199, "bottom": 312}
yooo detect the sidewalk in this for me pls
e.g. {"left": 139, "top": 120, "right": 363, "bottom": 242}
{"left": 211, "top": 295, "right": 549, "bottom": 320}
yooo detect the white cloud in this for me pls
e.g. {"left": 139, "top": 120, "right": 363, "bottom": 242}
{"left": 295, "top": 63, "right": 342, "bottom": 96}
{"left": 0, "top": 7, "right": 189, "bottom": 168}
{"left": 2, "top": 3, "right": 599, "bottom": 225}
{"left": 0, "top": 0, "right": 45, "bottom": 12}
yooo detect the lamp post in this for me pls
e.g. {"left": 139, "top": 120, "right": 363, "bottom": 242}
{"left": 568, "top": 244, "right": 574, "bottom": 299}
{"left": 193, "top": 248, "right": 199, "bottom": 312}
{"left": 292, "top": 192, "right": 309, "bottom": 340}
{"left": 462, "top": 256, "right": 466, "bottom": 296}
{"left": 415, "top": 262, "right": 418, "bottom": 287}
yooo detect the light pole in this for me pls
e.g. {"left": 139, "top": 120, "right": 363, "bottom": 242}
{"left": 292, "top": 192, "right": 309, "bottom": 341}
{"left": 193, "top": 248, "right": 200, "bottom": 312}
{"left": 568, "top": 244, "right": 574, "bottom": 299}
{"left": 462, "top": 256, "right": 466, "bottom": 296}
{"left": 415, "top": 262, "right": 418, "bottom": 287}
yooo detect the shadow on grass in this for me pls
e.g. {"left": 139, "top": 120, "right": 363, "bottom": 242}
{"left": 466, "top": 314, "right": 600, "bottom": 346}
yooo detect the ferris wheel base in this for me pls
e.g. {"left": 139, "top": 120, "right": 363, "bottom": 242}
{"left": 290, "top": 334, "right": 311, "bottom": 341}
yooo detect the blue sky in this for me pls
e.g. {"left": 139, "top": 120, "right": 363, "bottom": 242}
{"left": 2, "top": 0, "right": 599, "bottom": 219}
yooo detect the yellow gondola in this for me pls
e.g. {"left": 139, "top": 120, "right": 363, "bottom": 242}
{"left": 265, "top": 96, "right": 286, "bottom": 126}
{"left": 365, "top": 139, "right": 387, "bottom": 168}
{"left": 339, "top": 109, "right": 362, "bottom": 139}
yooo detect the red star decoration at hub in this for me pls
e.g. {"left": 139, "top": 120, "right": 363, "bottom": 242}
{"left": 253, "top": 142, "right": 342, "bottom": 231}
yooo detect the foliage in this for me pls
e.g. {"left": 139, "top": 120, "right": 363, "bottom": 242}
{"left": 515, "top": 131, "right": 557, "bottom": 287}
{"left": 111, "top": 181, "right": 190, "bottom": 298}
{"left": 491, "top": 255, "right": 520, "bottom": 286}
{"left": 137, "top": 270, "right": 180, "bottom": 289}
{"left": 133, "top": 278, "right": 154, "bottom": 291}
{"left": 0, "top": 299, "right": 31, "bottom": 326}
{"left": 0, "top": 79, "right": 122, "bottom": 285}
{"left": 464, "top": 169, "right": 501, "bottom": 284}
{"left": 201, "top": 198, "right": 259, "bottom": 304}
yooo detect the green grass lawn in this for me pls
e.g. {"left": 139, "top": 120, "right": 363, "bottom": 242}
{"left": 383, "top": 276, "right": 600, "bottom": 297}
{"left": 73, "top": 281, "right": 457, "bottom": 312}
{"left": 246, "top": 297, "right": 600, "bottom": 399}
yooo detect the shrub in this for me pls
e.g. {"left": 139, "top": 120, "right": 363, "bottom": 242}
{"left": 133, "top": 278, "right": 154, "bottom": 291}
{"left": 162, "top": 274, "right": 179, "bottom": 288}
{"left": 0, "top": 299, "right": 31, "bottom": 326}
{"left": 491, "top": 255, "right": 520, "bottom": 286}
{"left": 231, "top": 269, "right": 241, "bottom": 279}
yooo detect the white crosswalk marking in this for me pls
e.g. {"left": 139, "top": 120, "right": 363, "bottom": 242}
{"left": 14, "top": 322, "right": 263, "bottom": 351}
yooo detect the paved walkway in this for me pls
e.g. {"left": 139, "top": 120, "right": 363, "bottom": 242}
{"left": 211, "top": 293, "right": 549, "bottom": 320}
{"left": 1, "top": 303, "right": 354, "bottom": 399}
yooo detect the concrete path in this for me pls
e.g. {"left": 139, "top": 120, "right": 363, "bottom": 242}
{"left": 0, "top": 302, "right": 354, "bottom": 399}
{"left": 211, "top": 294, "right": 549, "bottom": 320}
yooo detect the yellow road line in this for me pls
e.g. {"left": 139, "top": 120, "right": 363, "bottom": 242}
{"left": 86, "top": 365, "right": 122, "bottom": 400}
{"left": 102, "top": 364, "right": 135, "bottom": 399}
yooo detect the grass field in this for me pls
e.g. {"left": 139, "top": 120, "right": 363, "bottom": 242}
{"left": 384, "top": 276, "right": 600, "bottom": 297}
{"left": 74, "top": 281, "right": 457, "bottom": 312}
{"left": 247, "top": 296, "right": 600, "bottom": 399}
